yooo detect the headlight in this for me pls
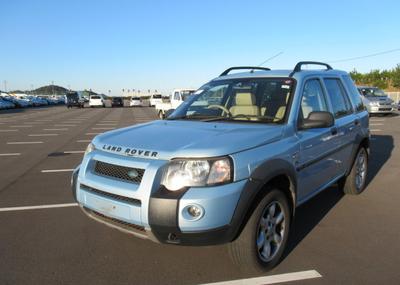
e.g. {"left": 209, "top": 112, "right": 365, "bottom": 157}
{"left": 85, "top": 143, "right": 96, "bottom": 156}
{"left": 369, "top": 101, "right": 379, "bottom": 106}
{"left": 162, "top": 157, "right": 232, "bottom": 191}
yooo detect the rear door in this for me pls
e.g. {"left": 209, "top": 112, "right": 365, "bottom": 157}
{"left": 322, "top": 78, "right": 356, "bottom": 175}
{"left": 296, "top": 78, "right": 340, "bottom": 202}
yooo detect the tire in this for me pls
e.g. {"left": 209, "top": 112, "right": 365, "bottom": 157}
{"left": 228, "top": 189, "right": 291, "bottom": 273}
{"left": 339, "top": 147, "right": 368, "bottom": 195}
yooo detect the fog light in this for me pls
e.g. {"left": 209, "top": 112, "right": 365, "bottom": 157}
{"left": 182, "top": 204, "right": 204, "bottom": 221}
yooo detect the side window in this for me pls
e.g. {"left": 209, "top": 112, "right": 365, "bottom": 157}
{"left": 323, "top": 79, "right": 352, "bottom": 118}
{"left": 174, "top": 92, "right": 180, "bottom": 100}
{"left": 341, "top": 75, "right": 365, "bottom": 112}
{"left": 300, "top": 79, "right": 328, "bottom": 119}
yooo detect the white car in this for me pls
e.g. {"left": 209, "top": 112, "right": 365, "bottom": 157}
{"left": 130, "top": 97, "right": 142, "bottom": 107}
{"left": 89, "top": 95, "right": 104, "bottom": 107}
{"left": 155, "top": 89, "right": 196, "bottom": 119}
{"left": 149, "top": 94, "right": 163, "bottom": 107}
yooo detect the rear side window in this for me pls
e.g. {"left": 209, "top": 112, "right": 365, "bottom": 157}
{"left": 300, "top": 79, "right": 328, "bottom": 119}
{"left": 323, "top": 79, "right": 352, "bottom": 118}
{"left": 341, "top": 75, "right": 365, "bottom": 112}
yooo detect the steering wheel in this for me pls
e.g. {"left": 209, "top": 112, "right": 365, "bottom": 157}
{"left": 207, "top": 105, "right": 232, "bottom": 117}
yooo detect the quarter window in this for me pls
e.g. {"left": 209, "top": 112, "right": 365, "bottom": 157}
{"left": 300, "top": 79, "right": 328, "bottom": 119}
{"left": 323, "top": 79, "right": 352, "bottom": 118}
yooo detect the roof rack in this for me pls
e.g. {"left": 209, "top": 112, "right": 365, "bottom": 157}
{"left": 289, "top": 61, "right": 333, "bottom": 77}
{"left": 219, "top": 66, "right": 271, "bottom": 77}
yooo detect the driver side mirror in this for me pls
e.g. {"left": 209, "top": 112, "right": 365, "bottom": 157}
{"left": 165, "top": 109, "right": 175, "bottom": 118}
{"left": 299, "top": 111, "right": 334, "bottom": 129}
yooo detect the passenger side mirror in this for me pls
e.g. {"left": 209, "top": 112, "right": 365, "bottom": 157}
{"left": 299, "top": 111, "right": 334, "bottom": 129}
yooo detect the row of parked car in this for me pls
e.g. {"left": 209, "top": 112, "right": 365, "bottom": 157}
{"left": 0, "top": 93, "right": 65, "bottom": 110}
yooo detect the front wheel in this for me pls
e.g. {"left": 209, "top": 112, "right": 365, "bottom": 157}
{"left": 339, "top": 147, "right": 368, "bottom": 195}
{"left": 228, "top": 189, "right": 291, "bottom": 273}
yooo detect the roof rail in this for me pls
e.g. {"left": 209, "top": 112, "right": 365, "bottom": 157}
{"left": 289, "top": 61, "right": 333, "bottom": 77}
{"left": 219, "top": 66, "right": 271, "bottom": 76}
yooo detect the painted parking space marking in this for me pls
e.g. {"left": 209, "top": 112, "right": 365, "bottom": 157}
{"left": 10, "top": 125, "right": 32, "bottom": 128}
{"left": 0, "top": 203, "right": 78, "bottom": 212}
{"left": 199, "top": 270, "right": 322, "bottom": 285}
{"left": 91, "top": 127, "right": 115, "bottom": 130}
{"left": 77, "top": 140, "right": 91, "bottom": 143}
{"left": 371, "top": 129, "right": 382, "bottom": 132}
{"left": 43, "top": 128, "right": 68, "bottom": 131}
{"left": 7, "top": 141, "right": 43, "bottom": 145}
{"left": 85, "top": 132, "right": 101, "bottom": 135}
{"left": 54, "top": 124, "right": 76, "bottom": 127}
{"left": 28, "top": 134, "right": 59, "bottom": 137}
{"left": 41, "top": 169, "right": 74, "bottom": 173}
{"left": 370, "top": 123, "right": 383, "bottom": 126}
{"left": 95, "top": 123, "right": 117, "bottom": 126}
{"left": 0, "top": 129, "right": 18, "bottom": 132}
{"left": 64, "top": 150, "right": 85, "bottom": 154}
{"left": 0, "top": 153, "right": 21, "bottom": 156}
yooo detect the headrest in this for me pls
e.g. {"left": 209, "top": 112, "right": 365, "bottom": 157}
{"left": 235, "top": 92, "right": 256, "bottom": 105}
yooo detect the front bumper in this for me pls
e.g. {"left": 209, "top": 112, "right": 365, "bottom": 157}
{"left": 71, "top": 153, "right": 247, "bottom": 246}
{"left": 368, "top": 105, "right": 396, "bottom": 113}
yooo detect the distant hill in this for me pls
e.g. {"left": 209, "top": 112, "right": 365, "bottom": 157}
{"left": 9, "top": 85, "right": 98, "bottom": 96}
{"left": 33, "top": 85, "right": 68, "bottom": 95}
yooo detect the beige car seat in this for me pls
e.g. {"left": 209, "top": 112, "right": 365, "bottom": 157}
{"left": 229, "top": 92, "right": 260, "bottom": 118}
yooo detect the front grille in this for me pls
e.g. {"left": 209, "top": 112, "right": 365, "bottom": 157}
{"left": 94, "top": 161, "right": 144, "bottom": 184}
{"left": 379, "top": 108, "right": 392, "bottom": 111}
{"left": 80, "top": 184, "right": 141, "bottom": 206}
{"left": 84, "top": 207, "right": 145, "bottom": 233}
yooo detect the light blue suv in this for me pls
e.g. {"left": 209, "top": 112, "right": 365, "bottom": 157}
{"left": 72, "top": 62, "right": 370, "bottom": 272}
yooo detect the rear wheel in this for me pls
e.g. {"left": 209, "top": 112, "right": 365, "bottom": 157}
{"left": 228, "top": 189, "right": 291, "bottom": 273}
{"left": 340, "top": 147, "right": 368, "bottom": 195}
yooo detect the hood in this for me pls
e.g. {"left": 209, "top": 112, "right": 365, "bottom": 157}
{"left": 93, "top": 120, "right": 284, "bottom": 160}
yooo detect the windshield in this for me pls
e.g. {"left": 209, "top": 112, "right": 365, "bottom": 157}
{"left": 91, "top": 96, "right": 101, "bottom": 99}
{"left": 168, "top": 78, "right": 294, "bottom": 124}
{"left": 359, "top": 87, "right": 386, "bottom": 97}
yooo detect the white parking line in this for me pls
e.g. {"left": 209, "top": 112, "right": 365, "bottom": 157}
{"left": 0, "top": 129, "right": 18, "bottom": 132}
{"left": 28, "top": 134, "right": 59, "bottom": 137}
{"left": 43, "top": 128, "right": 68, "bottom": 131}
{"left": 85, "top": 132, "right": 101, "bottom": 135}
{"left": 199, "top": 270, "right": 322, "bottom": 285}
{"left": 0, "top": 153, "right": 21, "bottom": 156}
{"left": 92, "top": 127, "right": 115, "bottom": 130}
{"left": 95, "top": 123, "right": 117, "bottom": 126}
{"left": 54, "top": 124, "right": 76, "bottom": 127}
{"left": 41, "top": 169, "right": 74, "bottom": 173}
{"left": 371, "top": 129, "right": 382, "bottom": 132}
{"left": 0, "top": 203, "right": 78, "bottom": 212}
{"left": 370, "top": 123, "right": 383, "bottom": 126}
{"left": 10, "top": 125, "right": 32, "bottom": 127}
{"left": 64, "top": 150, "right": 85, "bottom": 154}
{"left": 7, "top": 141, "right": 43, "bottom": 145}
{"left": 77, "top": 140, "right": 91, "bottom": 143}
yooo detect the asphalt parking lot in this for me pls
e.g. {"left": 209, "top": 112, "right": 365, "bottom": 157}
{"left": 1, "top": 106, "right": 400, "bottom": 285}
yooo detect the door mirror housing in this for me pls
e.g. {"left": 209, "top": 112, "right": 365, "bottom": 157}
{"left": 299, "top": 111, "right": 334, "bottom": 129}
{"left": 165, "top": 109, "right": 175, "bottom": 118}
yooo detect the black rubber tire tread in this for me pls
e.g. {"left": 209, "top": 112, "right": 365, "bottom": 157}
{"left": 227, "top": 188, "right": 291, "bottom": 273}
{"left": 341, "top": 147, "right": 368, "bottom": 195}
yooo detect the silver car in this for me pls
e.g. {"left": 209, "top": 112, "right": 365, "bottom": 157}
{"left": 357, "top": 86, "right": 396, "bottom": 115}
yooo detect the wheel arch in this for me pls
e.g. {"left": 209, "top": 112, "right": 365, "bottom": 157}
{"left": 230, "top": 159, "right": 297, "bottom": 241}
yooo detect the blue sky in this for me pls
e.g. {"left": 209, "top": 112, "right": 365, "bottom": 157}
{"left": 1, "top": 0, "right": 400, "bottom": 95}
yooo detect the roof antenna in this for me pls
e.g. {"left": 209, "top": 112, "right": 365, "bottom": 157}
{"left": 257, "top": 51, "right": 284, "bottom": 67}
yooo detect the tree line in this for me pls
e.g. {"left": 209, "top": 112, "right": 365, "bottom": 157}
{"left": 350, "top": 64, "right": 400, "bottom": 90}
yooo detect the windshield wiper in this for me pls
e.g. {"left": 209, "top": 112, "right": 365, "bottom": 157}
{"left": 167, "top": 114, "right": 223, "bottom": 121}
{"left": 204, "top": 114, "right": 281, "bottom": 123}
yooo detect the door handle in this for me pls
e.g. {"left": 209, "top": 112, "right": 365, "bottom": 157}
{"left": 331, "top": 127, "right": 338, "bottom": 136}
